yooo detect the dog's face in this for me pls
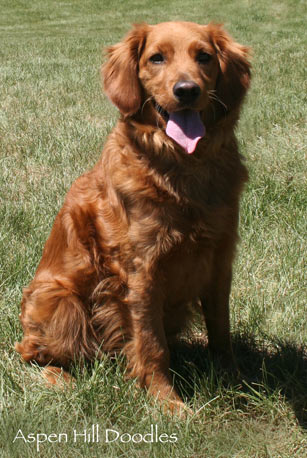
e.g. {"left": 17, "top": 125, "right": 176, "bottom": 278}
{"left": 138, "top": 22, "right": 219, "bottom": 114}
{"left": 103, "top": 22, "right": 250, "bottom": 152}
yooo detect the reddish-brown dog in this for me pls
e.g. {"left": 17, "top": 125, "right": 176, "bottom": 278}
{"left": 16, "top": 21, "right": 250, "bottom": 413}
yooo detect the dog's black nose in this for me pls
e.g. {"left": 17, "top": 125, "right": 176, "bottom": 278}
{"left": 173, "top": 81, "right": 201, "bottom": 105}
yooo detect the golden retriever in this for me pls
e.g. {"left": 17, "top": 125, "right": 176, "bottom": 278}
{"left": 16, "top": 21, "right": 251, "bottom": 414}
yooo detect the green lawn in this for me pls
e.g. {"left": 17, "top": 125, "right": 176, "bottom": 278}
{"left": 0, "top": 0, "right": 306, "bottom": 456}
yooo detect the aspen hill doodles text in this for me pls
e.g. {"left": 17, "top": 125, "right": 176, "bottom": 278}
{"left": 13, "top": 424, "right": 178, "bottom": 451}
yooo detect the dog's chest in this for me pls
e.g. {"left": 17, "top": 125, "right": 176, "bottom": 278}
{"left": 159, "top": 234, "right": 214, "bottom": 304}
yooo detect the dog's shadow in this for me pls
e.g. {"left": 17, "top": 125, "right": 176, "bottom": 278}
{"left": 170, "top": 334, "right": 307, "bottom": 428}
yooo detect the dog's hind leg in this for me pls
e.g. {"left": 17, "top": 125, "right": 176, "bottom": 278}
{"left": 15, "top": 281, "right": 97, "bottom": 368}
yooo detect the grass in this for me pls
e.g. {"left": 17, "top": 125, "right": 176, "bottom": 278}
{"left": 0, "top": 0, "right": 306, "bottom": 456}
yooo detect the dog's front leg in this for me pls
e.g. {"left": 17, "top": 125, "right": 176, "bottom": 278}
{"left": 201, "top": 268, "right": 233, "bottom": 359}
{"left": 124, "top": 280, "right": 185, "bottom": 413}
{"left": 200, "top": 242, "right": 237, "bottom": 369}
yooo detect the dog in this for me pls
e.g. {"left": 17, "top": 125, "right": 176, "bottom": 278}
{"left": 16, "top": 21, "right": 251, "bottom": 414}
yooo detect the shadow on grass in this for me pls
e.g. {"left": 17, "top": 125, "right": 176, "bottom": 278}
{"left": 170, "top": 334, "right": 307, "bottom": 428}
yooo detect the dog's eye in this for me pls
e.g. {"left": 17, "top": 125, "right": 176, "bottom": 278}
{"left": 197, "top": 52, "right": 212, "bottom": 64}
{"left": 149, "top": 53, "right": 165, "bottom": 64}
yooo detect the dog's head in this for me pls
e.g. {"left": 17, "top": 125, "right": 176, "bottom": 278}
{"left": 103, "top": 22, "right": 251, "bottom": 153}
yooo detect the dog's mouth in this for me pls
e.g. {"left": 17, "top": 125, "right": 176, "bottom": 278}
{"left": 154, "top": 101, "right": 169, "bottom": 122}
{"left": 154, "top": 101, "right": 205, "bottom": 154}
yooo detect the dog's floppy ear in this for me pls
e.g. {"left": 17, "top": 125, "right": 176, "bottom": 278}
{"left": 207, "top": 24, "right": 251, "bottom": 114}
{"left": 103, "top": 24, "right": 149, "bottom": 117}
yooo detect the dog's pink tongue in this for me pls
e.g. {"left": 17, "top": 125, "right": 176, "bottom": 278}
{"left": 166, "top": 110, "right": 205, "bottom": 154}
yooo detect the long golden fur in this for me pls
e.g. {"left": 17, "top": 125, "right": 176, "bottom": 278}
{"left": 16, "top": 21, "right": 251, "bottom": 413}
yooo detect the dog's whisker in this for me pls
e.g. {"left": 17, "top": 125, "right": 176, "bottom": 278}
{"left": 141, "top": 96, "right": 154, "bottom": 115}
{"left": 208, "top": 89, "right": 228, "bottom": 112}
